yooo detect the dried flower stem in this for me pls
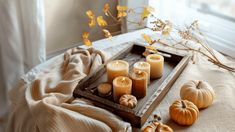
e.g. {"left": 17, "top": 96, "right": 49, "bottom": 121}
{"left": 84, "top": 4, "right": 235, "bottom": 73}
{"left": 104, "top": 23, "right": 121, "bottom": 27}
{"left": 156, "top": 39, "right": 235, "bottom": 72}
{"left": 146, "top": 19, "right": 235, "bottom": 72}
{"left": 107, "top": 10, "right": 119, "bottom": 23}
{"left": 126, "top": 20, "right": 143, "bottom": 25}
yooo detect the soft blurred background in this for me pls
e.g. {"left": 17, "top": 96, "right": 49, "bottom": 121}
{"left": 148, "top": 0, "right": 235, "bottom": 57}
{"left": 44, "top": 0, "right": 235, "bottom": 58}
{"left": 44, "top": 0, "right": 120, "bottom": 56}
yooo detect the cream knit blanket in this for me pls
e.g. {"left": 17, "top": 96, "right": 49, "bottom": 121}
{"left": 7, "top": 47, "right": 131, "bottom": 132}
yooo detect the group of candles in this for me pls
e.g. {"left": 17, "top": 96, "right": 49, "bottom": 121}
{"left": 98, "top": 54, "right": 164, "bottom": 103}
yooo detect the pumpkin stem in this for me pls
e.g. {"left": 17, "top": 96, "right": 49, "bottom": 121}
{"left": 197, "top": 81, "right": 202, "bottom": 89}
{"left": 181, "top": 100, "right": 186, "bottom": 108}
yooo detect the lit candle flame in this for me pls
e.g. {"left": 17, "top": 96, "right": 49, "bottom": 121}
{"left": 121, "top": 77, "right": 125, "bottom": 82}
{"left": 115, "top": 61, "right": 119, "bottom": 65}
{"left": 137, "top": 70, "right": 142, "bottom": 75}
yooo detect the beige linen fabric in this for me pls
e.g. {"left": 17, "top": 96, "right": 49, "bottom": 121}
{"left": 7, "top": 47, "right": 131, "bottom": 132}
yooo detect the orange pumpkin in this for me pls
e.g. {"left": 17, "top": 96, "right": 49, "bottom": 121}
{"left": 143, "top": 115, "right": 173, "bottom": 132}
{"left": 169, "top": 100, "right": 199, "bottom": 125}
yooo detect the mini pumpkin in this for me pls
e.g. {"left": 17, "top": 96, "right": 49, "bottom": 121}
{"left": 119, "top": 94, "right": 137, "bottom": 109}
{"left": 143, "top": 115, "right": 173, "bottom": 132}
{"left": 169, "top": 100, "right": 199, "bottom": 125}
{"left": 180, "top": 80, "right": 215, "bottom": 109}
{"left": 143, "top": 121, "right": 159, "bottom": 132}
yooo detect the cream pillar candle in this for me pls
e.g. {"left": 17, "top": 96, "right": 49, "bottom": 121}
{"left": 113, "top": 76, "right": 132, "bottom": 102}
{"left": 106, "top": 60, "right": 129, "bottom": 83}
{"left": 133, "top": 61, "right": 150, "bottom": 83}
{"left": 130, "top": 70, "right": 148, "bottom": 99}
{"left": 146, "top": 54, "right": 164, "bottom": 79}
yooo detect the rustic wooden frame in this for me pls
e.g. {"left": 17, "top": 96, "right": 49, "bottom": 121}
{"left": 73, "top": 43, "right": 190, "bottom": 127}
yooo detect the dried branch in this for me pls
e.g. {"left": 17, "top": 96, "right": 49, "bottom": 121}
{"left": 83, "top": 4, "right": 235, "bottom": 72}
{"left": 156, "top": 39, "right": 235, "bottom": 72}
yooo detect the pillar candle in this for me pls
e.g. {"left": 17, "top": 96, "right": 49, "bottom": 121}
{"left": 130, "top": 70, "right": 148, "bottom": 99}
{"left": 133, "top": 61, "right": 150, "bottom": 84}
{"left": 113, "top": 76, "right": 132, "bottom": 102}
{"left": 106, "top": 60, "right": 129, "bottom": 83}
{"left": 97, "top": 83, "right": 112, "bottom": 97}
{"left": 146, "top": 54, "right": 164, "bottom": 79}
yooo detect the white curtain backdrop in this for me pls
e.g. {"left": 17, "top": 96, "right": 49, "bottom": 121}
{"left": 0, "top": 0, "right": 46, "bottom": 130}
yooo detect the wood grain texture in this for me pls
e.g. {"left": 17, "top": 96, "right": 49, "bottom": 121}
{"left": 73, "top": 43, "right": 190, "bottom": 127}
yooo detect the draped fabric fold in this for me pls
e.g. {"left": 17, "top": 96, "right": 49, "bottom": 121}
{"left": 7, "top": 47, "right": 131, "bottom": 132}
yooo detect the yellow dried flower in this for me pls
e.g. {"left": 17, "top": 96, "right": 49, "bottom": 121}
{"left": 117, "top": 5, "right": 128, "bottom": 18}
{"left": 103, "top": 29, "right": 112, "bottom": 38}
{"left": 142, "top": 34, "right": 156, "bottom": 45}
{"left": 82, "top": 32, "right": 92, "bottom": 46}
{"left": 141, "top": 6, "right": 154, "bottom": 20}
{"left": 97, "top": 16, "right": 108, "bottom": 27}
{"left": 142, "top": 50, "right": 151, "bottom": 57}
{"left": 86, "top": 10, "right": 95, "bottom": 19}
{"left": 145, "top": 45, "right": 157, "bottom": 51}
{"left": 89, "top": 19, "right": 96, "bottom": 27}
{"left": 103, "top": 3, "right": 110, "bottom": 16}
{"left": 162, "top": 25, "right": 172, "bottom": 36}
{"left": 86, "top": 10, "right": 96, "bottom": 27}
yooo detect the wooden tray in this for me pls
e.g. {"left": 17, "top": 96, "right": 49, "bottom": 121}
{"left": 73, "top": 43, "right": 190, "bottom": 127}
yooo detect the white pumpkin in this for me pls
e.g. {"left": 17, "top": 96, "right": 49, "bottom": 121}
{"left": 180, "top": 80, "right": 215, "bottom": 109}
{"left": 119, "top": 94, "right": 137, "bottom": 109}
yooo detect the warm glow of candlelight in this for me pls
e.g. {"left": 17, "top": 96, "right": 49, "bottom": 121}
{"left": 133, "top": 61, "right": 150, "bottom": 84}
{"left": 121, "top": 77, "right": 125, "bottom": 82}
{"left": 113, "top": 76, "right": 132, "bottom": 102}
{"left": 137, "top": 70, "right": 142, "bottom": 75}
{"left": 106, "top": 60, "right": 129, "bottom": 83}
